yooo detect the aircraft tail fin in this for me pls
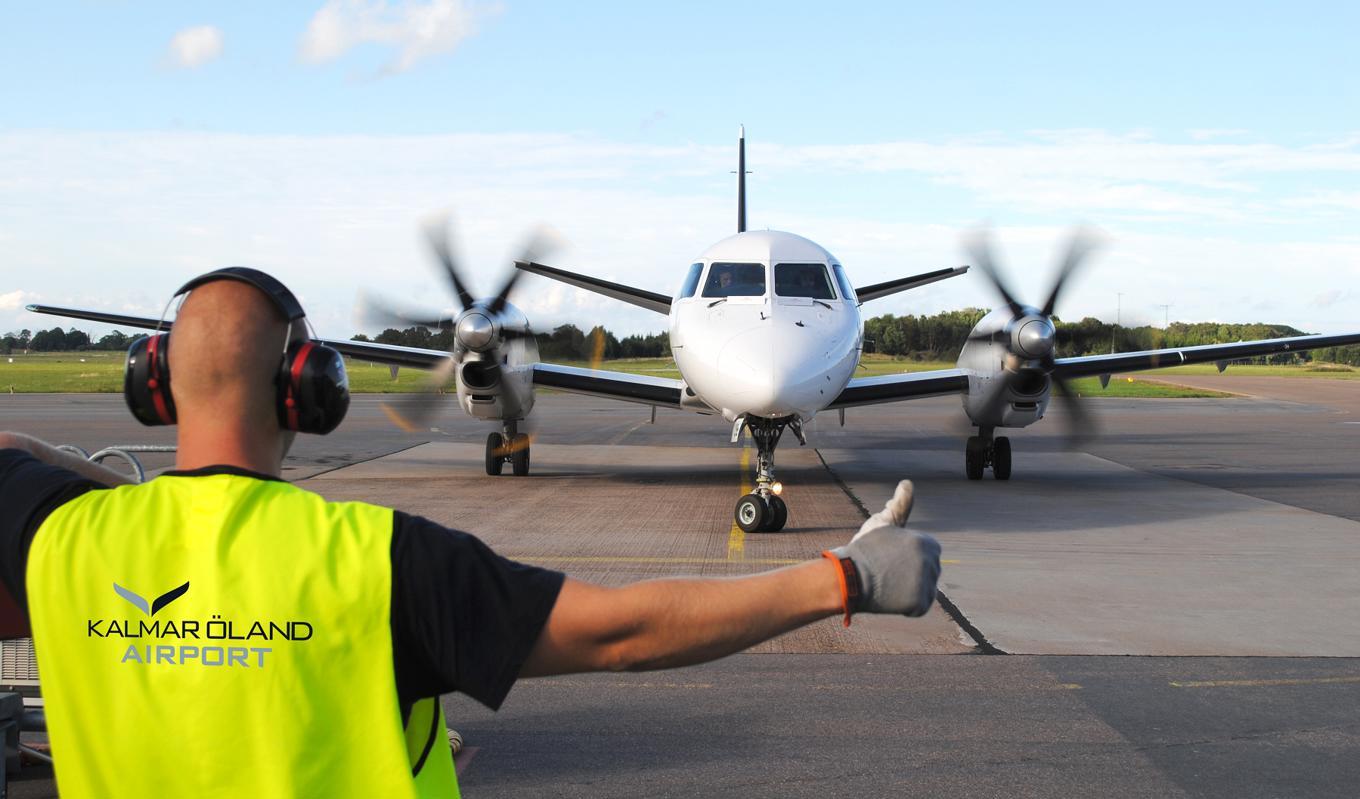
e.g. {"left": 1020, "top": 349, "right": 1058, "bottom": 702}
{"left": 736, "top": 125, "right": 747, "bottom": 233}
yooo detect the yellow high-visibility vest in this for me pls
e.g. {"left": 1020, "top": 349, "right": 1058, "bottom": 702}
{"left": 26, "top": 472, "right": 459, "bottom": 798}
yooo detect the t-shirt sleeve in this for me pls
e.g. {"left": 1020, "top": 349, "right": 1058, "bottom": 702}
{"left": 0, "top": 448, "right": 103, "bottom": 621}
{"left": 389, "top": 511, "right": 565, "bottom": 711}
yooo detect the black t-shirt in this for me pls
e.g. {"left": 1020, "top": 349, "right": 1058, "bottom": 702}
{"left": 0, "top": 448, "right": 564, "bottom": 713}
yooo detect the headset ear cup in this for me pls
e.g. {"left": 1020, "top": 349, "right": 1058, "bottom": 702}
{"left": 277, "top": 341, "right": 350, "bottom": 435}
{"left": 124, "top": 334, "right": 177, "bottom": 426}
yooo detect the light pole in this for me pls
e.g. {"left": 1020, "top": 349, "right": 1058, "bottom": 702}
{"left": 1158, "top": 304, "right": 1171, "bottom": 329}
{"left": 1112, "top": 292, "right": 1123, "bottom": 354}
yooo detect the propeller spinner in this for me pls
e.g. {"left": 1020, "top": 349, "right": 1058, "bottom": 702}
{"left": 363, "top": 217, "right": 555, "bottom": 430}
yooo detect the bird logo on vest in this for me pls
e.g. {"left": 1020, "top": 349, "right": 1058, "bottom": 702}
{"left": 113, "top": 581, "right": 190, "bottom": 616}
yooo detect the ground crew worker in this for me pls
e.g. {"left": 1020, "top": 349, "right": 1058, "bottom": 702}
{"left": 0, "top": 268, "right": 941, "bottom": 798}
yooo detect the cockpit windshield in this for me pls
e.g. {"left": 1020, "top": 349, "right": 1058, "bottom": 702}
{"left": 701, "top": 262, "right": 766, "bottom": 298}
{"left": 774, "top": 263, "right": 836, "bottom": 300}
{"left": 678, "top": 263, "right": 703, "bottom": 299}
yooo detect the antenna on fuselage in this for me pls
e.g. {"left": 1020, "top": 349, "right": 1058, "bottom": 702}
{"left": 735, "top": 125, "right": 748, "bottom": 233}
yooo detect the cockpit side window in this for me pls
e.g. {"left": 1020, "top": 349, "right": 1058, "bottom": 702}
{"left": 832, "top": 264, "right": 857, "bottom": 303}
{"left": 701, "top": 262, "right": 766, "bottom": 298}
{"left": 677, "top": 263, "right": 704, "bottom": 299}
{"left": 774, "top": 263, "right": 836, "bottom": 300}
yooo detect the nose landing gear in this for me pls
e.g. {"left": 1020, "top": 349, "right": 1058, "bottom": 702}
{"left": 732, "top": 416, "right": 801, "bottom": 532}
{"left": 965, "top": 425, "right": 1011, "bottom": 480}
{"left": 485, "top": 420, "right": 531, "bottom": 476}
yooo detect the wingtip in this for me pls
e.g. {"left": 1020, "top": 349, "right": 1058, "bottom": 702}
{"left": 739, "top": 123, "right": 745, "bottom": 138}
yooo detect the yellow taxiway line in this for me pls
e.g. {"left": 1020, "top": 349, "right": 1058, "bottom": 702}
{"left": 727, "top": 446, "right": 751, "bottom": 561}
{"left": 1170, "top": 675, "right": 1360, "bottom": 689}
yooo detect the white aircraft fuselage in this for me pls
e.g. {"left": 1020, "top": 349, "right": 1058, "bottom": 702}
{"left": 669, "top": 230, "right": 862, "bottom": 422}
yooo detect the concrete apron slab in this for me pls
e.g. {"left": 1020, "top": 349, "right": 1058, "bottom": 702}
{"left": 303, "top": 441, "right": 970, "bottom": 655}
{"left": 821, "top": 447, "right": 1360, "bottom": 656}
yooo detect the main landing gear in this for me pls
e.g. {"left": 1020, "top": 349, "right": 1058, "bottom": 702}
{"left": 733, "top": 416, "right": 803, "bottom": 533}
{"left": 965, "top": 425, "right": 1011, "bottom": 481}
{"left": 486, "top": 420, "right": 531, "bottom": 477}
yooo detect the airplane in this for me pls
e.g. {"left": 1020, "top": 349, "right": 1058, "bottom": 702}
{"left": 29, "top": 127, "right": 1360, "bottom": 535}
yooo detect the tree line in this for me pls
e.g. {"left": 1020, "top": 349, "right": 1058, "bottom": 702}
{"left": 351, "top": 324, "right": 672, "bottom": 361}
{"left": 10, "top": 314, "right": 1360, "bottom": 366}
{"left": 2, "top": 328, "right": 137, "bottom": 355}
{"left": 864, "top": 309, "right": 1360, "bottom": 365}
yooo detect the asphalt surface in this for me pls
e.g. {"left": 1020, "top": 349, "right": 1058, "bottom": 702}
{"left": 3, "top": 377, "right": 1358, "bottom": 797}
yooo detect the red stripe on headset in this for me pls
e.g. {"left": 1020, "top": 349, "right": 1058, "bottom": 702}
{"left": 286, "top": 340, "right": 315, "bottom": 430}
{"left": 147, "top": 335, "right": 173, "bottom": 424}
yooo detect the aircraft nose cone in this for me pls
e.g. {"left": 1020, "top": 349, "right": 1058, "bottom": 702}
{"left": 716, "top": 326, "right": 828, "bottom": 417}
{"left": 457, "top": 312, "right": 496, "bottom": 351}
{"left": 1015, "top": 317, "right": 1056, "bottom": 359}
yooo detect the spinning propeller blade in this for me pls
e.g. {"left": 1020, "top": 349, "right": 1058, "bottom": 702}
{"left": 965, "top": 226, "right": 1104, "bottom": 446}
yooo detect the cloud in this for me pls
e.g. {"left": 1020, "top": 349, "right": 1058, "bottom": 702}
{"left": 1312, "top": 288, "right": 1353, "bottom": 308}
{"left": 298, "top": 0, "right": 497, "bottom": 75}
{"left": 0, "top": 290, "right": 32, "bottom": 311}
{"left": 3, "top": 129, "right": 1358, "bottom": 338}
{"left": 165, "top": 25, "right": 224, "bottom": 69}
{"left": 754, "top": 131, "right": 1360, "bottom": 222}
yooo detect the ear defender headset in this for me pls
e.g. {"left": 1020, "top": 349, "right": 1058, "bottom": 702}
{"left": 124, "top": 266, "right": 350, "bottom": 435}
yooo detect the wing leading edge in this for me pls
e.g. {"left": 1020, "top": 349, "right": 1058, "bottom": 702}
{"left": 1054, "top": 332, "right": 1360, "bottom": 379}
{"left": 514, "top": 261, "right": 672, "bottom": 315}
{"left": 828, "top": 369, "right": 969, "bottom": 409}
{"left": 854, "top": 266, "right": 970, "bottom": 303}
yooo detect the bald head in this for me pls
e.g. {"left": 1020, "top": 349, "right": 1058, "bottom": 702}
{"left": 168, "top": 279, "right": 302, "bottom": 431}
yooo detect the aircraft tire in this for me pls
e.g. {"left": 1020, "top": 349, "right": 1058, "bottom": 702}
{"left": 735, "top": 493, "right": 767, "bottom": 533}
{"left": 993, "top": 436, "right": 1012, "bottom": 480}
{"left": 765, "top": 495, "right": 788, "bottom": 532}
{"left": 965, "top": 436, "right": 985, "bottom": 480}
{"left": 511, "top": 435, "right": 531, "bottom": 476}
{"left": 485, "top": 433, "right": 505, "bottom": 476}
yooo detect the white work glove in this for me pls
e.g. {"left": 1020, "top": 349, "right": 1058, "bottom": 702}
{"left": 827, "top": 480, "right": 940, "bottom": 618}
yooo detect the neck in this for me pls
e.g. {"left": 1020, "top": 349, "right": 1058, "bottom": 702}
{"left": 175, "top": 417, "right": 284, "bottom": 477}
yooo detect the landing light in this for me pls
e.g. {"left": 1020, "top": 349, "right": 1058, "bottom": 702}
{"left": 771, "top": 481, "right": 784, "bottom": 495}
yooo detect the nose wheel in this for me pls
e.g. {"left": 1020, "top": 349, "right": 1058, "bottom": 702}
{"left": 735, "top": 492, "right": 788, "bottom": 533}
{"left": 485, "top": 421, "right": 531, "bottom": 476}
{"left": 965, "top": 427, "right": 1011, "bottom": 480}
{"left": 732, "top": 416, "right": 800, "bottom": 532}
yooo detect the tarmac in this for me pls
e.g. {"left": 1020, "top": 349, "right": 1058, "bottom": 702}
{"left": 3, "top": 374, "right": 1359, "bottom": 797}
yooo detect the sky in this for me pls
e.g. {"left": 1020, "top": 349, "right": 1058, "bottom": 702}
{"left": 2, "top": 1, "right": 1358, "bottom": 341}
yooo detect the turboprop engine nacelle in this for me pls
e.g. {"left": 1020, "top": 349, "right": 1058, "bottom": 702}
{"left": 453, "top": 301, "right": 539, "bottom": 422}
{"left": 956, "top": 307, "right": 1053, "bottom": 429}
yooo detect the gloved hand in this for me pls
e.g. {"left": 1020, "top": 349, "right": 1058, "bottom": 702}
{"left": 827, "top": 480, "right": 941, "bottom": 618}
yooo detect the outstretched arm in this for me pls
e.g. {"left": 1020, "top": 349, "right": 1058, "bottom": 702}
{"left": 521, "top": 481, "right": 939, "bottom": 677}
{"left": 521, "top": 559, "right": 843, "bottom": 676}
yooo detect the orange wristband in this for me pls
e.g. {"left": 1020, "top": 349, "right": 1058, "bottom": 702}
{"left": 821, "top": 550, "right": 861, "bottom": 627}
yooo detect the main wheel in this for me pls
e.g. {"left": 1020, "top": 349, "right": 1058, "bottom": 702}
{"left": 965, "top": 436, "right": 985, "bottom": 480}
{"left": 992, "top": 436, "right": 1012, "bottom": 481}
{"left": 511, "top": 434, "right": 531, "bottom": 476}
{"left": 734, "top": 493, "right": 768, "bottom": 533}
{"left": 485, "top": 433, "right": 504, "bottom": 476}
{"left": 765, "top": 495, "right": 788, "bottom": 532}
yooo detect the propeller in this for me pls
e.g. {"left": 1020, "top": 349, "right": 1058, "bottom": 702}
{"left": 963, "top": 227, "right": 1104, "bottom": 444}
{"left": 365, "top": 216, "right": 558, "bottom": 431}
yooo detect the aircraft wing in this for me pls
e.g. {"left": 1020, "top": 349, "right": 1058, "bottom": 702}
{"left": 322, "top": 338, "right": 450, "bottom": 369}
{"left": 854, "top": 266, "right": 970, "bottom": 303}
{"left": 26, "top": 303, "right": 453, "bottom": 370}
{"left": 827, "top": 368, "right": 969, "bottom": 409}
{"left": 27, "top": 304, "right": 167, "bottom": 332}
{"left": 531, "top": 363, "right": 683, "bottom": 407}
{"left": 514, "top": 261, "right": 672, "bottom": 315}
{"left": 1053, "top": 332, "right": 1360, "bottom": 379}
